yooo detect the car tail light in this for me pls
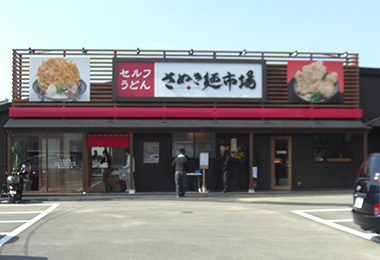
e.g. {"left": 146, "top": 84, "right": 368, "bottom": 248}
{"left": 374, "top": 204, "right": 380, "bottom": 216}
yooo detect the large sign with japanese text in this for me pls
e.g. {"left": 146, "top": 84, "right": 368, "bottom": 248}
{"left": 112, "top": 59, "right": 266, "bottom": 102}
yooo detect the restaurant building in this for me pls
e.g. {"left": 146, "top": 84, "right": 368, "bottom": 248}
{"left": 0, "top": 100, "right": 11, "bottom": 193}
{"left": 4, "top": 49, "right": 368, "bottom": 193}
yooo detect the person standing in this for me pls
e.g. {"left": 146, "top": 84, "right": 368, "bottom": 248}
{"left": 122, "top": 148, "right": 135, "bottom": 193}
{"left": 101, "top": 150, "right": 113, "bottom": 192}
{"left": 92, "top": 150, "right": 100, "bottom": 161}
{"left": 220, "top": 145, "right": 232, "bottom": 193}
{"left": 172, "top": 148, "right": 189, "bottom": 198}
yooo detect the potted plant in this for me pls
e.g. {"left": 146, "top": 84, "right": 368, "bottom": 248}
{"left": 11, "top": 141, "right": 22, "bottom": 170}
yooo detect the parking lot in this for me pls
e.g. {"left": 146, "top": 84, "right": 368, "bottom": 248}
{"left": 0, "top": 202, "right": 59, "bottom": 247}
{"left": 292, "top": 208, "right": 380, "bottom": 241}
{"left": 0, "top": 192, "right": 379, "bottom": 260}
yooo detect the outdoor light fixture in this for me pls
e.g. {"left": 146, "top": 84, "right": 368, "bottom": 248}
{"left": 136, "top": 48, "right": 141, "bottom": 54}
{"left": 291, "top": 50, "right": 298, "bottom": 57}
{"left": 28, "top": 47, "right": 35, "bottom": 54}
{"left": 189, "top": 49, "right": 194, "bottom": 55}
{"left": 82, "top": 47, "right": 87, "bottom": 54}
{"left": 240, "top": 49, "right": 247, "bottom": 56}
{"left": 342, "top": 51, "right": 348, "bottom": 58}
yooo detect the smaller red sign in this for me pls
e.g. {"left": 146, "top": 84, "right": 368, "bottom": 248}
{"left": 117, "top": 62, "right": 154, "bottom": 97}
{"left": 87, "top": 135, "right": 130, "bottom": 148}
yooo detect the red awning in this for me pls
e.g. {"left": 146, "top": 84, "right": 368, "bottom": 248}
{"left": 9, "top": 107, "right": 363, "bottom": 119}
{"left": 87, "top": 134, "right": 130, "bottom": 148}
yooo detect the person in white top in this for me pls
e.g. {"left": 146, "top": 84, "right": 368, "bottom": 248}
{"left": 122, "top": 148, "right": 135, "bottom": 192}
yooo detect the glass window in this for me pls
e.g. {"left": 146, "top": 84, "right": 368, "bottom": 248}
{"left": 173, "top": 133, "right": 194, "bottom": 158}
{"left": 172, "top": 133, "right": 215, "bottom": 158}
{"left": 195, "top": 133, "right": 216, "bottom": 159}
{"left": 11, "top": 134, "right": 43, "bottom": 191}
{"left": 313, "top": 134, "right": 352, "bottom": 162}
{"left": 11, "top": 133, "right": 84, "bottom": 192}
{"left": 44, "top": 133, "right": 83, "bottom": 192}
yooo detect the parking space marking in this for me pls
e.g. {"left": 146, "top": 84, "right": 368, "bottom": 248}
{"left": 0, "top": 220, "right": 29, "bottom": 224}
{"left": 0, "top": 211, "right": 43, "bottom": 214}
{"left": 329, "top": 218, "right": 353, "bottom": 223}
{"left": 291, "top": 208, "right": 378, "bottom": 240}
{"left": 0, "top": 203, "right": 59, "bottom": 247}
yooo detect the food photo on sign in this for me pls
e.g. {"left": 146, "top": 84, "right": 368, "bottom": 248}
{"left": 287, "top": 60, "right": 344, "bottom": 104}
{"left": 29, "top": 57, "right": 90, "bottom": 102}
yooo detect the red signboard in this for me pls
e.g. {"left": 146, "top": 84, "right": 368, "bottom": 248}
{"left": 116, "top": 62, "right": 154, "bottom": 97}
{"left": 87, "top": 134, "right": 130, "bottom": 148}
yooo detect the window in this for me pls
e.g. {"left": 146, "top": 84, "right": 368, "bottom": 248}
{"left": 172, "top": 133, "right": 216, "bottom": 158}
{"left": 10, "top": 134, "right": 43, "bottom": 191}
{"left": 313, "top": 134, "right": 352, "bottom": 162}
{"left": 11, "top": 133, "right": 84, "bottom": 192}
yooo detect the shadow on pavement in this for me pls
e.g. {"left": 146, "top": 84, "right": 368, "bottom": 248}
{"left": 371, "top": 236, "right": 380, "bottom": 244}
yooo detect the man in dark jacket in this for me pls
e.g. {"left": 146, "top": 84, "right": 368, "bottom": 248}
{"left": 172, "top": 148, "right": 189, "bottom": 198}
{"left": 220, "top": 145, "right": 232, "bottom": 193}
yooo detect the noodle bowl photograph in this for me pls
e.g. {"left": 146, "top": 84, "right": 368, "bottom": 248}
{"left": 287, "top": 60, "right": 344, "bottom": 104}
{"left": 29, "top": 57, "right": 90, "bottom": 102}
{"left": 294, "top": 61, "right": 338, "bottom": 103}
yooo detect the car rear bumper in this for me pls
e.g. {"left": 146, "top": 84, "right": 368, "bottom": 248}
{"left": 352, "top": 209, "right": 380, "bottom": 233}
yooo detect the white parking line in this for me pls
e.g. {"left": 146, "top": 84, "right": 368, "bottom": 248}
{"left": 330, "top": 219, "right": 353, "bottom": 223}
{"left": 0, "top": 211, "right": 43, "bottom": 214}
{"left": 291, "top": 208, "right": 378, "bottom": 240}
{"left": 0, "top": 204, "right": 48, "bottom": 207}
{"left": 0, "top": 203, "right": 59, "bottom": 247}
{"left": 0, "top": 220, "right": 28, "bottom": 224}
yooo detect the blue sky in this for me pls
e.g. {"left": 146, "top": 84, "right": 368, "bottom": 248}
{"left": 1, "top": 0, "right": 379, "bottom": 101}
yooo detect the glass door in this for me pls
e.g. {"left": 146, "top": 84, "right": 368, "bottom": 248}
{"left": 271, "top": 136, "right": 292, "bottom": 190}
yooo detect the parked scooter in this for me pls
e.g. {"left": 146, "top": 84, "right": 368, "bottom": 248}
{"left": 6, "top": 164, "right": 27, "bottom": 203}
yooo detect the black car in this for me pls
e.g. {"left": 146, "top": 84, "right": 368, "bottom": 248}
{"left": 352, "top": 153, "right": 380, "bottom": 233}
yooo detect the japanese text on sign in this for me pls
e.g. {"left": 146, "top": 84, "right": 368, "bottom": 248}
{"left": 114, "top": 59, "right": 265, "bottom": 100}
{"left": 161, "top": 70, "right": 256, "bottom": 91}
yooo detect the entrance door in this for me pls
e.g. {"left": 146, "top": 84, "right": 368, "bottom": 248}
{"left": 134, "top": 133, "right": 173, "bottom": 192}
{"left": 271, "top": 136, "right": 292, "bottom": 190}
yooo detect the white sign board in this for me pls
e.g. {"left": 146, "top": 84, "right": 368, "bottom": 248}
{"left": 143, "top": 142, "right": 159, "bottom": 164}
{"left": 252, "top": 166, "right": 258, "bottom": 179}
{"left": 200, "top": 152, "right": 209, "bottom": 169}
{"left": 155, "top": 62, "right": 263, "bottom": 99}
{"left": 230, "top": 138, "right": 237, "bottom": 152}
{"left": 113, "top": 59, "right": 265, "bottom": 102}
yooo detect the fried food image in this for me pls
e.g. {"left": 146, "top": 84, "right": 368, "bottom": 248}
{"left": 36, "top": 58, "right": 81, "bottom": 99}
{"left": 294, "top": 61, "right": 337, "bottom": 102}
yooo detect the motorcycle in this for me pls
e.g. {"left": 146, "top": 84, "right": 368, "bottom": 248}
{"left": 6, "top": 164, "right": 28, "bottom": 203}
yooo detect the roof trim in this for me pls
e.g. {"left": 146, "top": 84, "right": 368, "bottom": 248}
{"left": 3, "top": 118, "right": 369, "bottom": 132}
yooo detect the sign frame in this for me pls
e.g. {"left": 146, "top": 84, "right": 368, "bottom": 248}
{"left": 200, "top": 152, "right": 209, "bottom": 170}
{"left": 143, "top": 141, "right": 159, "bottom": 164}
{"left": 112, "top": 58, "right": 266, "bottom": 103}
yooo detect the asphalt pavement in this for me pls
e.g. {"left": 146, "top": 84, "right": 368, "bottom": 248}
{"left": 0, "top": 191, "right": 379, "bottom": 260}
